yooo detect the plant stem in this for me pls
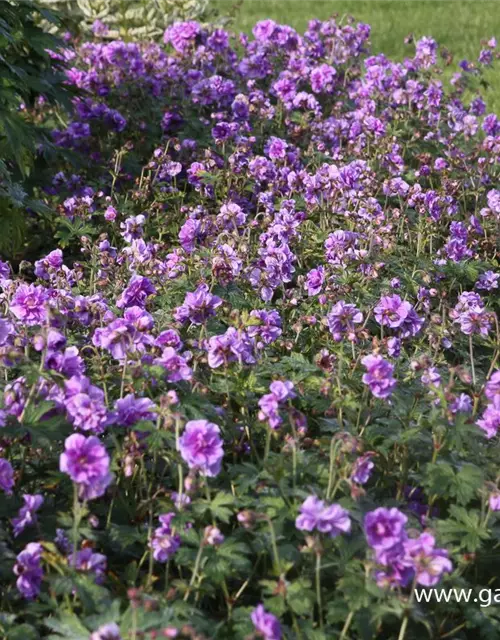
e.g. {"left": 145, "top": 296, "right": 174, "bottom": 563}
{"left": 72, "top": 483, "right": 81, "bottom": 567}
{"left": 165, "top": 560, "right": 170, "bottom": 595}
{"left": 264, "top": 427, "right": 271, "bottom": 464}
{"left": 315, "top": 551, "right": 324, "bottom": 631}
{"left": 397, "top": 578, "right": 417, "bottom": 640}
{"left": 266, "top": 517, "right": 280, "bottom": 575}
{"left": 184, "top": 541, "right": 204, "bottom": 601}
{"left": 120, "top": 357, "right": 128, "bottom": 398}
{"left": 289, "top": 412, "right": 298, "bottom": 494}
{"left": 469, "top": 335, "right": 476, "bottom": 388}
{"left": 326, "top": 437, "right": 339, "bottom": 500}
{"left": 175, "top": 416, "right": 184, "bottom": 502}
{"left": 340, "top": 610, "right": 354, "bottom": 640}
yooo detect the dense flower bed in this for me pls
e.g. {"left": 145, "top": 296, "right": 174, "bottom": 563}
{"left": 1, "top": 15, "right": 500, "bottom": 640}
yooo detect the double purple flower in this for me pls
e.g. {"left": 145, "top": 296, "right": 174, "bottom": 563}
{"left": 296, "top": 496, "right": 351, "bottom": 537}
{"left": 60, "top": 434, "right": 113, "bottom": 500}
{"left": 178, "top": 420, "right": 224, "bottom": 477}
{"left": 174, "top": 284, "right": 222, "bottom": 325}
{"left": 14, "top": 542, "right": 43, "bottom": 599}
{"left": 361, "top": 354, "right": 397, "bottom": 399}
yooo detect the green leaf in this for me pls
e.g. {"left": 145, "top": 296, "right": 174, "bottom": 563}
{"left": 45, "top": 613, "right": 89, "bottom": 640}
{"left": 209, "top": 492, "right": 235, "bottom": 523}
{"left": 437, "top": 505, "right": 489, "bottom": 552}
{"left": 7, "top": 624, "right": 39, "bottom": 640}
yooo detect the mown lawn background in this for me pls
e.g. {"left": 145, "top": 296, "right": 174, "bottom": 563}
{"left": 214, "top": 0, "right": 500, "bottom": 111}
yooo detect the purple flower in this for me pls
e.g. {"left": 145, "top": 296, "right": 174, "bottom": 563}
{"left": 12, "top": 494, "right": 44, "bottom": 537}
{"left": 212, "top": 244, "right": 243, "bottom": 284}
{"left": 251, "top": 604, "right": 282, "bottom": 640}
{"left": 415, "top": 36, "right": 438, "bottom": 68}
{"left": 375, "top": 559, "right": 414, "bottom": 589}
{"left": 55, "top": 528, "right": 71, "bottom": 554}
{"left": 116, "top": 275, "right": 156, "bottom": 309}
{"left": 45, "top": 346, "right": 84, "bottom": 378}
{"left": 179, "top": 218, "right": 201, "bottom": 253}
{"left": 270, "top": 380, "right": 295, "bottom": 401}
{"left": 91, "top": 19, "right": 109, "bottom": 36}
{"left": 265, "top": 136, "right": 288, "bottom": 160}
{"left": 164, "top": 21, "right": 201, "bottom": 53}
{"left": 421, "top": 367, "right": 441, "bottom": 388}
{"left": 204, "top": 525, "right": 224, "bottom": 546}
{"left": 154, "top": 347, "right": 192, "bottom": 382}
{"left": 114, "top": 394, "right": 155, "bottom": 427}
{"left": 69, "top": 547, "right": 107, "bottom": 584}
{"left": 0, "top": 260, "right": 10, "bottom": 280}
{"left": 155, "top": 329, "right": 182, "bottom": 350}
{"left": 65, "top": 376, "right": 110, "bottom": 434}
{"left": 178, "top": 420, "right": 224, "bottom": 477}
{"left": 150, "top": 513, "right": 181, "bottom": 562}
{"left": 296, "top": 496, "right": 351, "bottom": 537}
{"left": 258, "top": 393, "right": 281, "bottom": 429}
{"left": 387, "top": 337, "right": 401, "bottom": 358}
{"left": 477, "top": 397, "right": 500, "bottom": 439}
{"left": 10, "top": 284, "right": 48, "bottom": 326}
{"left": 361, "top": 355, "right": 397, "bottom": 399}
{"left": 485, "top": 371, "right": 500, "bottom": 401}
{"left": 0, "top": 458, "right": 14, "bottom": 495}
{"left": 351, "top": 454, "right": 375, "bottom": 485}
{"left": 403, "top": 533, "right": 452, "bottom": 586}
{"left": 295, "top": 496, "right": 325, "bottom": 531}
{"left": 489, "top": 493, "right": 500, "bottom": 511}
{"left": 487, "top": 189, "right": 500, "bottom": 215}
{"left": 310, "top": 63, "right": 336, "bottom": 93}
{"left": 365, "top": 507, "right": 407, "bottom": 550}
{"left": 90, "top": 623, "right": 122, "bottom": 640}
{"left": 318, "top": 503, "right": 351, "bottom": 537}
{"left": 217, "top": 202, "right": 246, "bottom": 229}
{"left": 305, "top": 266, "right": 325, "bottom": 296}
{"left": 104, "top": 206, "right": 117, "bottom": 222}
{"left": 120, "top": 215, "right": 145, "bottom": 243}
{"left": 451, "top": 291, "right": 484, "bottom": 319}
{"left": 14, "top": 542, "right": 43, "bottom": 599}
{"left": 258, "top": 381, "right": 296, "bottom": 429}
{"left": 60, "top": 434, "right": 112, "bottom": 500}
{"left": 34, "top": 249, "right": 64, "bottom": 280}
{"left": 476, "top": 271, "right": 499, "bottom": 291}
{"left": 457, "top": 306, "right": 492, "bottom": 336}
{"left": 0, "top": 318, "right": 12, "bottom": 347}
{"left": 174, "top": 284, "right": 222, "bottom": 325}
{"left": 92, "top": 307, "right": 153, "bottom": 362}
{"left": 398, "top": 307, "right": 424, "bottom": 338}
{"left": 327, "top": 301, "right": 363, "bottom": 341}
{"left": 374, "top": 294, "right": 412, "bottom": 329}
{"left": 247, "top": 310, "right": 282, "bottom": 345}
{"left": 206, "top": 327, "right": 255, "bottom": 368}
{"left": 450, "top": 393, "right": 472, "bottom": 414}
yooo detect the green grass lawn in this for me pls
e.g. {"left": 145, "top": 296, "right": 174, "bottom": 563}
{"left": 213, "top": 0, "right": 500, "bottom": 111}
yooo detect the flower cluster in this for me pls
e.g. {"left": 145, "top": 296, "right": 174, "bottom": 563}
{"left": 365, "top": 508, "right": 452, "bottom": 587}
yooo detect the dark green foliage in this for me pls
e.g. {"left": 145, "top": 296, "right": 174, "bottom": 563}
{"left": 0, "top": 0, "right": 72, "bottom": 259}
